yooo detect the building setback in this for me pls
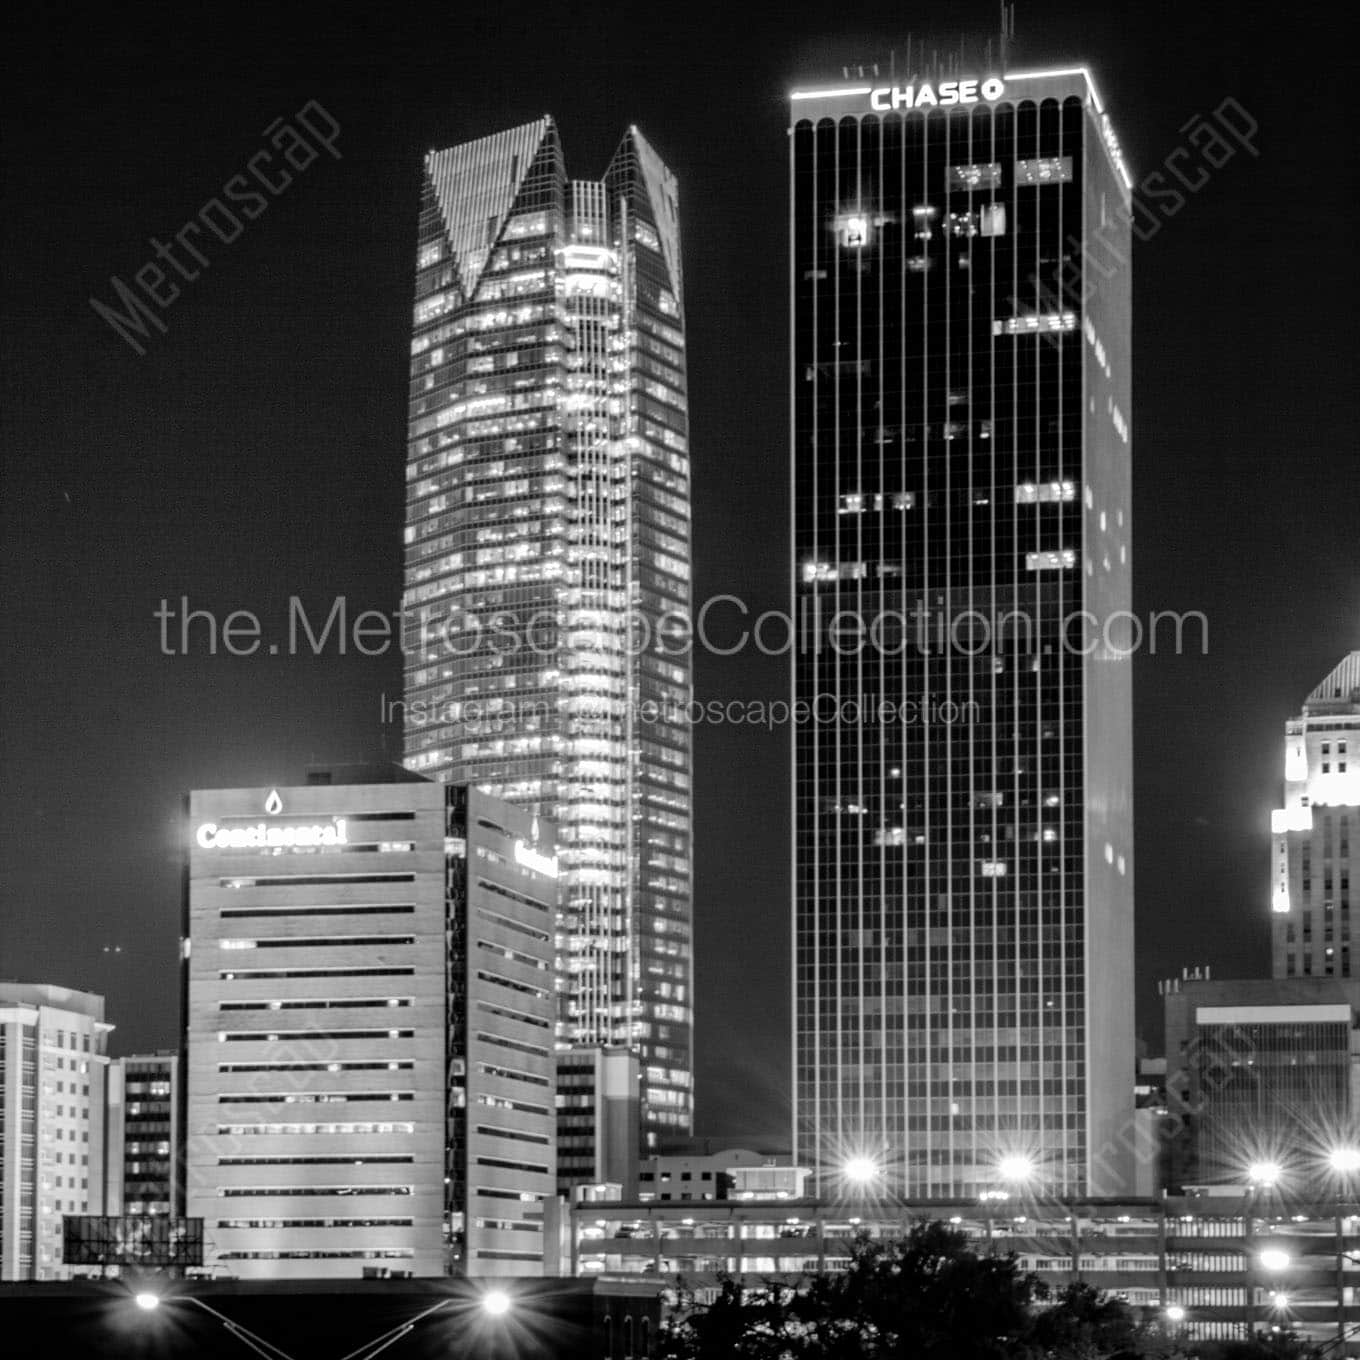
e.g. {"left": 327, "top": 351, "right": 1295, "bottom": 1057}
{"left": 402, "top": 117, "right": 693, "bottom": 1148}
{"left": 0, "top": 984, "right": 112, "bottom": 1280}
{"left": 789, "top": 66, "right": 1134, "bottom": 1197}
{"left": 1271, "top": 652, "right": 1359, "bottom": 978}
{"left": 184, "top": 769, "right": 557, "bottom": 1278}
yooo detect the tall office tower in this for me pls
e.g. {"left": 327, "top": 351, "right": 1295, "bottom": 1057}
{"left": 185, "top": 769, "right": 558, "bottom": 1278}
{"left": 104, "top": 1051, "right": 183, "bottom": 1218}
{"left": 1271, "top": 652, "right": 1360, "bottom": 977}
{"left": 0, "top": 984, "right": 111, "bottom": 1279}
{"left": 403, "top": 118, "right": 693, "bottom": 1146}
{"left": 790, "top": 66, "right": 1134, "bottom": 1197}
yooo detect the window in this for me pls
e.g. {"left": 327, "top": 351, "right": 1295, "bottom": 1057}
{"left": 993, "top": 313, "right": 1078, "bottom": 336}
{"left": 947, "top": 163, "right": 1002, "bottom": 189}
{"left": 837, "top": 216, "right": 868, "bottom": 249}
{"left": 1015, "top": 157, "right": 1073, "bottom": 184}
{"left": 1015, "top": 480, "right": 1075, "bottom": 504}
{"left": 1025, "top": 550, "right": 1077, "bottom": 571}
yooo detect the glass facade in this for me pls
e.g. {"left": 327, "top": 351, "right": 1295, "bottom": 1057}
{"left": 790, "top": 71, "right": 1133, "bottom": 1198}
{"left": 403, "top": 119, "right": 692, "bottom": 1143}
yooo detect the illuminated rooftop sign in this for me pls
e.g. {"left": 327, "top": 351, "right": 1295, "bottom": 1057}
{"left": 514, "top": 838, "right": 558, "bottom": 878}
{"left": 869, "top": 78, "right": 1005, "bottom": 111}
{"left": 195, "top": 818, "right": 348, "bottom": 850}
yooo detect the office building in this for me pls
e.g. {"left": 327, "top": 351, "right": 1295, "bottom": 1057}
{"left": 790, "top": 64, "right": 1134, "bottom": 1197}
{"left": 1163, "top": 974, "right": 1360, "bottom": 1192}
{"left": 0, "top": 984, "right": 112, "bottom": 1279}
{"left": 402, "top": 117, "right": 693, "bottom": 1146}
{"left": 1271, "top": 651, "right": 1359, "bottom": 977}
{"left": 104, "top": 1051, "right": 182, "bottom": 1218}
{"left": 184, "top": 769, "right": 557, "bottom": 1278}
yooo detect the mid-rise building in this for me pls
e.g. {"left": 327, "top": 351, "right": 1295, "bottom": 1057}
{"left": 0, "top": 984, "right": 112, "bottom": 1279}
{"left": 184, "top": 769, "right": 557, "bottom": 1278}
{"left": 104, "top": 1051, "right": 182, "bottom": 1218}
{"left": 789, "top": 63, "right": 1134, "bottom": 1197}
{"left": 1163, "top": 974, "right": 1360, "bottom": 1191}
{"left": 402, "top": 117, "right": 693, "bottom": 1147}
{"left": 556, "top": 1047, "right": 639, "bottom": 1198}
{"left": 1271, "top": 652, "right": 1359, "bottom": 977}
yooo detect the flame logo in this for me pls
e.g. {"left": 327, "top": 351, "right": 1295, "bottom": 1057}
{"left": 264, "top": 789, "right": 283, "bottom": 815}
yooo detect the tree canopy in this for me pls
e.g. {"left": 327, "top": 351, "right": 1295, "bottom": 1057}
{"left": 656, "top": 1220, "right": 1322, "bottom": 1360}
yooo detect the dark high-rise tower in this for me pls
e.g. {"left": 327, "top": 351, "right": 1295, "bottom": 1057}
{"left": 403, "top": 119, "right": 693, "bottom": 1145}
{"left": 790, "top": 66, "right": 1134, "bottom": 1197}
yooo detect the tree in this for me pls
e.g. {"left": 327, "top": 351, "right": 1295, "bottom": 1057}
{"left": 658, "top": 1220, "right": 1048, "bottom": 1359}
{"left": 1023, "top": 1280, "right": 1139, "bottom": 1358}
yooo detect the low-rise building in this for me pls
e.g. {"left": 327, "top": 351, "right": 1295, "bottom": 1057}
{"left": 571, "top": 1193, "right": 1360, "bottom": 1353}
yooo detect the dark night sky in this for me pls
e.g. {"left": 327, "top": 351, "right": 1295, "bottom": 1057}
{"left": 1, "top": 1, "right": 1356, "bottom": 1144}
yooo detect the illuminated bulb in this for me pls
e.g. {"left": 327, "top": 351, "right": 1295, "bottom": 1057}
{"left": 1165, "top": 1304, "right": 1186, "bottom": 1323}
{"left": 843, "top": 1156, "right": 879, "bottom": 1184}
{"left": 134, "top": 1293, "right": 160, "bottom": 1312}
{"left": 1331, "top": 1149, "right": 1360, "bottom": 1174}
{"left": 998, "top": 1154, "right": 1035, "bottom": 1184}
{"left": 1248, "top": 1160, "right": 1282, "bottom": 1188}
{"left": 482, "top": 1290, "right": 511, "bottom": 1318}
{"left": 1259, "top": 1247, "right": 1291, "bottom": 1273}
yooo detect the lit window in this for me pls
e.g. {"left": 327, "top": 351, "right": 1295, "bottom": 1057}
{"left": 1014, "top": 480, "right": 1075, "bottom": 505}
{"left": 947, "top": 163, "right": 1002, "bottom": 189}
{"left": 993, "top": 313, "right": 1078, "bottom": 336}
{"left": 1015, "top": 157, "right": 1073, "bottom": 184}
{"left": 837, "top": 216, "right": 868, "bottom": 249}
{"left": 1025, "top": 550, "right": 1076, "bottom": 571}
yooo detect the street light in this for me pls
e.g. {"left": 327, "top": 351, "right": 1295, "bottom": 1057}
{"left": 842, "top": 1156, "right": 880, "bottom": 1186}
{"left": 133, "top": 1292, "right": 160, "bottom": 1312}
{"left": 1164, "top": 1304, "right": 1187, "bottom": 1324}
{"left": 1248, "top": 1160, "right": 1283, "bottom": 1189}
{"left": 998, "top": 1154, "right": 1035, "bottom": 1185}
{"left": 1259, "top": 1247, "right": 1292, "bottom": 1274}
{"left": 1332, "top": 1148, "right": 1360, "bottom": 1175}
{"left": 481, "top": 1290, "right": 512, "bottom": 1319}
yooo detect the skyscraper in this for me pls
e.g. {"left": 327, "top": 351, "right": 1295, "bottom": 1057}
{"left": 790, "top": 65, "right": 1134, "bottom": 1197}
{"left": 1271, "top": 652, "right": 1360, "bottom": 977}
{"left": 403, "top": 118, "right": 692, "bottom": 1145}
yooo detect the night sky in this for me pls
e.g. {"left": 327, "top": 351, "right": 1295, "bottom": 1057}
{"left": 2, "top": 0, "right": 1356, "bottom": 1145}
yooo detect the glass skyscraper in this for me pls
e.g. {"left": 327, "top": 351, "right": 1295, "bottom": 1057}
{"left": 403, "top": 118, "right": 692, "bottom": 1143}
{"left": 790, "top": 66, "right": 1134, "bottom": 1197}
